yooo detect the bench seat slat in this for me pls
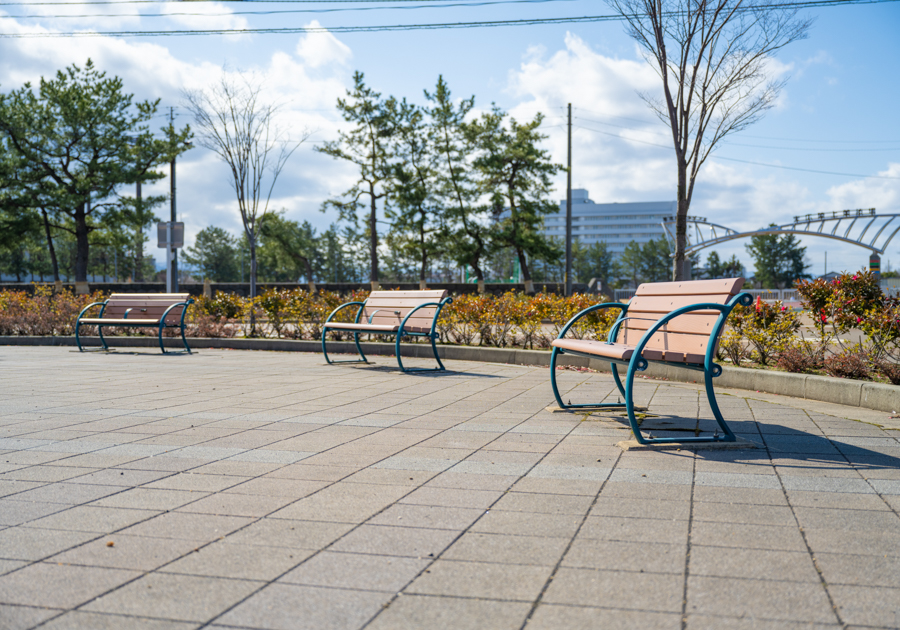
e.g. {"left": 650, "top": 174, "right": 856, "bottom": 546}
{"left": 323, "top": 322, "right": 431, "bottom": 334}
{"left": 368, "top": 290, "right": 447, "bottom": 299}
{"left": 551, "top": 338, "right": 706, "bottom": 364}
{"left": 634, "top": 279, "right": 744, "bottom": 296}
{"left": 620, "top": 312, "right": 720, "bottom": 335}
{"left": 626, "top": 293, "right": 734, "bottom": 314}
{"left": 78, "top": 318, "right": 167, "bottom": 326}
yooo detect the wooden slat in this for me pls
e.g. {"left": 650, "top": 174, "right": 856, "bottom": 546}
{"left": 634, "top": 278, "right": 744, "bottom": 297}
{"left": 620, "top": 312, "right": 721, "bottom": 335}
{"left": 364, "top": 297, "right": 444, "bottom": 308}
{"left": 368, "top": 290, "right": 447, "bottom": 299}
{"left": 627, "top": 293, "right": 735, "bottom": 314}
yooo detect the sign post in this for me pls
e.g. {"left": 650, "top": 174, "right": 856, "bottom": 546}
{"left": 157, "top": 222, "right": 184, "bottom": 293}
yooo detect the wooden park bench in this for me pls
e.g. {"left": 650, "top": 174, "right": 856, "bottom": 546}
{"left": 321, "top": 290, "right": 453, "bottom": 373}
{"left": 550, "top": 278, "right": 751, "bottom": 445}
{"left": 75, "top": 293, "right": 195, "bottom": 354}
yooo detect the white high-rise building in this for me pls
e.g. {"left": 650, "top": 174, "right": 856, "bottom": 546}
{"left": 543, "top": 189, "right": 676, "bottom": 255}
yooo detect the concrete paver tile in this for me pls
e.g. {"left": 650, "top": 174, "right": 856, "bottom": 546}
{"left": 38, "top": 611, "right": 200, "bottom": 630}
{"left": 829, "top": 584, "right": 900, "bottom": 627}
{"left": 689, "top": 546, "right": 820, "bottom": 582}
{"left": 0, "top": 562, "right": 139, "bottom": 608}
{"left": 144, "top": 473, "right": 248, "bottom": 493}
{"left": 692, "top": 502, "right": 797, "bottom": 527}
{"left": 280, "top": 550, "right": 428, "bottom": 591}
{"left": 492, "top": 491, "right": 594, "bottom": 515}
{"left": 13, "top": 482, "right": 123, "bottom": 507}
{"left": 73, "top": 469, "right": 171, "bottom": 487}
{"left": 470, "top": 509, "right": 583, "bottom": 538}
{"left": 368, "top": 503, "right": 484, "bottom": 530}
{"left": 0, "top": 526, "right": 99, "bottom": 561}
{"left": 600, "top": 481, "right": 692, "bottom": 501}
{"left": 216, "top": 583, "right": 387, "bottom": 630}
{"left": 330, "top": 524, "right": 459, "bottom": 558}
{"left": 785, "top": 490, "right": 890, "bottom": 511}
{"left": 49, "top": 534, "right": 200, "bottom": 571}
{"left": 27, "top": 506, "right": 158, "bottom": 533}
{"left": 83, "top": 572, "right": 262, "bottom": 622}
{"left": 164, "top": 541, "right": 311, "bottom": 580}
{"left": 0, "top": 604, "right": 60, "bottom": 630}
{"left": 224, "top": 518, "right": 354, "bottom": 550}
{"left": 511, "top": 476, "right": 604, "bottom": 496}
{"left": 542, "top": 567, "right": 684, "bottom": 612}
{"left": 803, "top": 528, "right": 900, "bottom": 557}
{"left": 690, "top": 522, "right": 807, "bottom": 551}
{"left": 589, "top": 496, "right": 690, "bottom": 520}
{"left": 685, "top": 613, "right": 841, "bottom": 629}
{"left": 424, "top": 471, "right": 519, "bottom": 491}
{"left": 0, "top": 499, "right": 68, "bottom": 526}
{"left": 563, "top": 538, "right": 686, "bottom": 574}
{"left": 116, "top": 512, "right": 252, "bottom": 542}
{"left": 176, "top": 492, "right": 295, "bottom": 518}
{"left": 686, "top": 576, "right": 837, "bottom": 623}
{"left": 90, "top": 488, "right": 210, "bottom": 511}
{"left": 793, "top": 507, "right": 900, "bottom": 532}
{"left": 406, "top": 558, "right": 551, "bottom": 600}
{"left": 442, "top": 531, "right": 569, "bottom": 566}
{"left": 366, "top": 594, "right": 530, "bottom": 630}
{"left": 399, "top": 486, "right": 501, "bottom": 509}
{"left": 528, "top": 604, "right": 682, "bottom": 630}
{"left": 815, "top": 552, "right": 900, "bottom": 588}
{"left": 692, "top": 486, "right": 788, "bottom": 505}
{"left": 222, "top": 477, "right": 328, "bottom": 498}
{"left": 267, "top": 482, "right": 410, "bottom": 523}
{"left": 579, "top": 516, "right": 689, "bottom": 545}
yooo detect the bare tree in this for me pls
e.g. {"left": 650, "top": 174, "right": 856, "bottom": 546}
{"left": 606, "top": 0, "right": 811, "bottom": 280}
{"left": 183, "top": 72, "right": 308, "bottom": 304}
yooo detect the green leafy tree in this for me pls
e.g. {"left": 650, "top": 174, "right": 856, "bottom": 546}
{"left": 316, "top": 72, "right": 393, "bottom": 287}
{"left": 385, "top": 96, "right": 443, "bottom": 285}
{"left": 704, "top": 251, "right": 724, "bottom": 279}
{"left": 0, "top": 60, "right": 191, "bottom": 283}
{"left": 722, "top": 253, "right": 745, "bottom": 278}
{"left": 182, "top": 226, "right": 240, "bottom": 282}
{"left": 468, "top": 108, "right": 563, "bottom": 292}
{"left": 616, "top": 240, "right": 644, "bottom": 288}
{"left": 641, "top": 237, "right": 672, "bottom": 282}
{"left": 258, "top": 213, "right": 319, "bottom": 286}
{"left": 426, "top": 76, "right": 492, "bottom": 288}
{"left": 573, "top": 240, "right": 615, "bottom": 289}
{"left": 746, "top": 226, "right": 810, "bottom": 288}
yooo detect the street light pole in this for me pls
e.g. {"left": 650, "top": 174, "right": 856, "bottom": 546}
{"left": 169, "top": 107, "right": 179, "bottom": 292}
{"left": 565, "top": 103, "right": 573, "bottom": 297}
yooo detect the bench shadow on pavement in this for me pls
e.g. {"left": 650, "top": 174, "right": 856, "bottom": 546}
{"left": 607, "top": 412, "right": 900, "bottom": 469}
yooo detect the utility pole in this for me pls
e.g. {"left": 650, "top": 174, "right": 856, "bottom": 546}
{"left": 169, "top": 106, "right": 179, "bottom": 292}
{"left": 565, "top": 103, "right": 573, "bottom": 297}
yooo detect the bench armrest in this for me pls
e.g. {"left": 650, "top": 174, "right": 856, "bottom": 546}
{"left": 398, "top": 296, "right": 453, "bottom": 336}
{"left": 76, "top": 300, "right": 107, "bottom": 322}
{"left": 628, "top": 292, "right": 753, "bottom": 372}
{"left": 555, "top": 302, "right": 628, "bottom": 342}
{"left": 324, "top": 301, "right": 366, "bottom": 326}
{"left": 161, "top": 300, "right": 194, "bottom": 327}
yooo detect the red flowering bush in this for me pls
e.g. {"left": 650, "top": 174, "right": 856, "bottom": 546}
{"left": 824, "top": 346, "right": 871, "bottom": 380}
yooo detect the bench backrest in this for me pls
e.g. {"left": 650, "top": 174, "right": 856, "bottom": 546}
{"left": 362, "top": 290, "right": 448, "bottom": 329}
{"left": 103, "top": 293, "right": 192, "bottom": 325}
{"left": 617, "top": 279, "right": 745, "bottom": 360}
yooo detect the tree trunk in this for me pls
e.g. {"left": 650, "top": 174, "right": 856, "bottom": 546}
{"left": 249, "top": 232, "right": 257, "bottom": 336}
{"left": 74, "top": 202, "right": 90, "bottom": 283}
{"left": 369, "top": 183, "right": 378, "bottom": 288}
{"left": 134, "top": 180, "right": 144, "bottom": 282}
{"left": 40, "top": 208, "right": 60, "bottom": 283}
{"left": 674, "top": 158, "right": 688, "bottom": 281}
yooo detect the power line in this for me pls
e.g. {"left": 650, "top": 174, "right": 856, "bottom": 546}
{"left": 2, "top": 0, "right": 896, "bottom": 36}
{"left": 0, "top": 0, "right": 580, "bottom": 19}
{"left": 572, "top": 124, "right": 900, "bottom": 180}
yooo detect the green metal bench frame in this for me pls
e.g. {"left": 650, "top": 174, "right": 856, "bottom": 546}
{"left": 75, "top": 296, "right": 195, "bottom": 355}
{"left": 321, "top": 293, "right": 453, "bottom": 373}
{"left": 550, "top": 289, "right": 752, "bottom": 445}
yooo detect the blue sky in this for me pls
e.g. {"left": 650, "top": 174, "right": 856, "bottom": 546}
{"left": 1, "top": 0, "right": 898, "bottom": 276}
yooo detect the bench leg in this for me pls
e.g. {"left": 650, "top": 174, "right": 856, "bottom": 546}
{"left": 549, "top": 347, "right": 627, "bottom": 410}
{"left": 395, "top": 334, "right": 446, "bottom": 373}
{"left": 623, "top": 357, "right": 736, "bottom": 444}
{"left": 321, "top": 330, "right": 369, "bottom": 365}
{"left": 97, "top": 325, "right": 108, "bottom": 351}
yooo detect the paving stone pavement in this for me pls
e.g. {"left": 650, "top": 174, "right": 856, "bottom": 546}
{"left": 1, "top": 346, "right": 900, "bottom": 630}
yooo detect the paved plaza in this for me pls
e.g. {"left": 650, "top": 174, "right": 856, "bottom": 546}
{"left": 1, "top": 346, "right": 900, "bottom": 629}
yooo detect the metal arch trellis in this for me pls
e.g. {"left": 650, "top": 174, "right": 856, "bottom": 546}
{"left": 660, "top": 208, "right": 900, "bottom": 256}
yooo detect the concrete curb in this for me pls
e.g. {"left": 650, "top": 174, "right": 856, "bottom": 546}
{"left": 2, "top": 335, "right": 898, "bottom": 413}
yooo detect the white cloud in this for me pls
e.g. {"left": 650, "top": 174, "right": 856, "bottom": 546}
{"left": 295, "top": 21, "right": 352, "bottom": 70}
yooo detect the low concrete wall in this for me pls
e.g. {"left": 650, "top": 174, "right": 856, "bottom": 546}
{"left": 2, "top": 336, "right": 898, "bottom": 413}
